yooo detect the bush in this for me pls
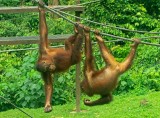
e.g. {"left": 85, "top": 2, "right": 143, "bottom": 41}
{"left": 0, "top": 49, "right": 78, "bottom": 111}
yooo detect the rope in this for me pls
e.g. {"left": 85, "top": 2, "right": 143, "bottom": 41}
{"left": 48, "top": 10, "right": 160, "bottom": 46}
{"left": 2, "top": 0, "right": 159, "bottom": 34}
{"left": 99, "top": 31, "right": 160, "bottom": 47}
{"left": 0, "top": 96, "right": 33, "bottom": 118}
{"left": 32, "top": 0, "right": 160, "bottom": 47}
{"left": 33, "top": 0, "right": 160, "bottom": 34}
{"left": 2, "top": 0, "right": 159, "bottom": 35}
{"left": 44, "top": 5, "right": 77, "bottom": 25}
{"left": 53, "top": 9, "right": 160, "bottom": 34}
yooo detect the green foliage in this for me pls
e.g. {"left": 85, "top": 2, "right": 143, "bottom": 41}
{"left": 82, "top": 0, "right": 160, "bottom": 95}
{"left": 0, "top": 49, "right": 77, "bottom": 111}
{"left": 115, "top": 45, "right": 160, "bottom": 95}
{"left": 83, "top": 0, "right": 160, "bottom": 38}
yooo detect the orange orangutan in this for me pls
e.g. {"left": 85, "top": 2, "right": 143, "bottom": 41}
{"left": 36, "top": 2, "right": 83, "bottom": 112}
{"left": 80, "top": 27, "right": 140, "bottom": 106}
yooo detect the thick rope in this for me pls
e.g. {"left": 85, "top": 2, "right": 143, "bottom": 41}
{"left": 99, "top": 31, "right": 160, "bottom": 47}
{"left": 49, "top": 8, "right": 160, "bottom": 46}
{"left": 33, "top": 0, "right": 160, "bottom": 34}
{"left": 45, "top": 0, "right": 159, "bottom": 35}
{"left": 0, "top": 96, "right": 33, "bottom": 118}
{"left": 2, "top": 0, "right": 159, "bottom": 35}
{"left": 53, "top": 9, "right": 160, "bottom": 35}
{"left": 32, "top": 0, "right": 160, "bottom": 47}
{"left": 44, "top": 5, "right": 77, "bottom": 25}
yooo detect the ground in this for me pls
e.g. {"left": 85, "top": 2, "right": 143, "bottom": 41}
{"left": 0, "top": 91, "right": 160, "bottom": 118}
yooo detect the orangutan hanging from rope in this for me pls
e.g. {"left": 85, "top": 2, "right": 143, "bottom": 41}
{"left": 36, "top": 1, "right": 83, "bottom": 112}
{"left": 80, "top": 26, "right": 140, "bottom": 106}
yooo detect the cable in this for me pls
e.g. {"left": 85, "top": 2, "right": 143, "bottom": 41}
{"left": 0, "top": 96, "right": 33, "bottom": 118}
{"left": 54, "top": 8, "right": 160, "bottom": 34}
{"left": 99, "top": 31, "right": 160, "bottom": 47}
{"left": 43, "top": 5, "right": 77, "bottom": 25}
{"left": 2, "top": 0, "right": 160, "bottom": 34}
{"left": 51, "top": 8, "right": 160, "bottom": 44}
{"left": 32, "top": 0, "right": 160, "bottom": 47}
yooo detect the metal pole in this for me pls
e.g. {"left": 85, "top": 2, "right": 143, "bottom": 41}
{"left": 76, "top": 0, "right": 80, "bottom": 4}
{"left": 53, "top": 0, "right": 58, "bottom": 18}
{"left": 20, "top": 0, "right": 24, "bottom": 6}
{"left": 75, "top": 61, "right": 81, "bottom": 112}
{"left": 75, "top": 0, "right": 81, "bottom": 113}
{"left": 53, "top": 0, "right": 59, "bottom": 5}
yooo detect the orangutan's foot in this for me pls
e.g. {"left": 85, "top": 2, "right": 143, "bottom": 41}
{"left": 44, "top": 105, "right": 52, "bottom": 113}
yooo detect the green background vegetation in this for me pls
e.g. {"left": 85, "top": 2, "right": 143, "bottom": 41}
{"left": 0, "top": 0, "right": 160, "bottom": 116}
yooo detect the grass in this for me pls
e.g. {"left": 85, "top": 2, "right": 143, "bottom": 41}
{"left": 0, "top": 91, "right": 160, "bottom": 118}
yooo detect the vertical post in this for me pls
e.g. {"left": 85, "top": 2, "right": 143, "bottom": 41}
{"left": 48, "top": 0, "right": 60, "bottom": 18}
{"left": 53, "top": 0, "right": 59, "bottom": 5}
{"left": 75, "top": 0, "right": 81, "bottom": 113}
{"left": 48, "top": 0, "right": 59, "bottom": 6}
{"left": 75, "top": 62, "right": 81, "bottom": 112}
{"left": 76, "top": 0, "right": 80, "bottom": 4}
{"left": 20, "top": 0, "right": 24, "bottom": 6}
{"left": 48, "top": 0, "right": 53, "bottom": 6}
